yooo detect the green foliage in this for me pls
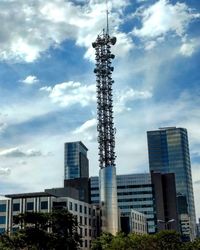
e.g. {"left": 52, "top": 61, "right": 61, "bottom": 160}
{"left": 156, "top": 230, "right": 182, "bottom": 250}
{"left": 91, "top": 230, "right": 200, "bottom": 250}
{"left": 128, "top": 233, "right": 158, "bottom": 250}
{"left": 0, "top": 209, "right": 81, "bottom": 250}
{"left": 91, "top": 232, "right": 113, "bottom": 250}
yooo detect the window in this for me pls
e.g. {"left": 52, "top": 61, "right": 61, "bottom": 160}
{"left": 79, "top": 205, "right": 82, "bottom": 213}
{"left": 80, "top": 216, "right": 82, "bottom": 225}
{"left": 0, "top": 216, "right": 6, "bottom": 224}
{"left": 84, "top": 206, "right": 87, "bottom": 214}
{"left": 80, "top": 227, "right": 82, "bottom": 236}
{"left": 84, "top": 217, "right": 87, "bottom": 225}
{"left": 13, "top": 203, "right": 20, "bottom": 212}
{"left": 0, "top": 228, "right": 5, "bottom": 234}
{"left": 26, "top": 202, "right": 34, "bottom": 211}
{"left": 69, "top": 202, "right": 72, "bottom": 210}
{"left": 89, "top": 218, "right": 91, "bottom": 226}
{"left": 89, "top": 207, "right": 91, "bottom": 215}
{"left": 74, "top": 203, "right": 77, "bottom": 212}
{"left": 41, "top": 201, "right": 48, "bottom": 210}
{"left": 0, "top": 204, "right": 6, "bottom": 212}
{"left": 89, "top": 229, "right": 91, "bottom": 237}
{"left": 85, "top": 228, "right": 87, "bottom": 236}
{"left": 85, "top": 240, "right": 87, "bottom": 248}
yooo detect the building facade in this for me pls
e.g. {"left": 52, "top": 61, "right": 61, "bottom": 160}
{"left": 151, "top": 172, "right": 179, "bottom": 232}
{"left": 147, "top": 127, "right": 196, "bottom": 238}
{"left": 129, "top": 209, "right": 147, "bottom": 234}
{"left": 90, "top": 173, "right": 156, "bottom": 234}
{"left": 64, "top": 141, "right": 89, "bottom": 180}
{"left": 3, "top": 191, "right": 98, "bottom": 250}
{"left": 0, "top": 199, "right": 10, "bottom": 234}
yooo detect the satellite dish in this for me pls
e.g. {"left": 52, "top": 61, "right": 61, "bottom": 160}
{"left": 92, "top": 42, "right": 97, "bottom": 48}
{"left": 110, "top": 37, "right": 117, "bottom": 45}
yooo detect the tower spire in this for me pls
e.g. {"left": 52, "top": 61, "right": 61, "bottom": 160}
{"left": 106, "top": 0, "right": 109, "bottom": 34}
{"left": 92, "top": 1, "right": 117, "bottom": 169}
{"left": 92, "top": 1, "right": 119, "bottom": 235}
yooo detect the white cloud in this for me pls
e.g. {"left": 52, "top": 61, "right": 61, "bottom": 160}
{"left": 21, "top": 75, "right": 39, "bottom": 85}
{"left": 132, "top": 0, "right": 200, "bottom": 41}
{"left": 0, "top": 0, "right": 132, "bottom": 62}
{"left": 40, "top": 81, "right": 96, "bottom": 107}
{"left": 0, "top": 147, "right": 46, "bottom": 158}
{"left": 73, "top": 118, "right": 97, "bottom": 141}
{"left": 115, "top": 88, "right": 152, "bottom": 113}
{"left": 0, "top": 168, "right": 11, "bottom": 176}
{"left": 179, "top": 38, "right": 200, "bottom": 57}
{"left": 73, "top": 118, "right": 96, "bottom": 134}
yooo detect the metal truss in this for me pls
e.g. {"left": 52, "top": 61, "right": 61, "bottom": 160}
{"left": 92, "top": 32, "right": 117, "bottom": 168}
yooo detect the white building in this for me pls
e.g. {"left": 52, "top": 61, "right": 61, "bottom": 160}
{"left": 1, "top": 190, "right": 98, "bottom": 250}
{"left": 130, "top": 209, "right": 147, "bottom": 235}
{"left": 180, "top": 214, "right": 192, "bottom": 241}
{"left": 0, "top": 198, "right": 10, "bottom": 234}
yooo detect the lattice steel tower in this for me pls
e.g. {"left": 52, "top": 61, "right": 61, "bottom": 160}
{"left": 92, "top": 21, "right": 116, "bottom": 169}
{"left": 92, "top": 6, "right": 119, "bottom": 235}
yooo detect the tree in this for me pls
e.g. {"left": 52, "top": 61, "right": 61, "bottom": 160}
{"left": 91, "top": 232, "right": 113, "bottom": 250}
{"left": 128, "top": 233, "right": 158, "bottom": 250}
{"left": 109, "top": 232, "right": 132, "bottom": 250}
{"left": 156, "top": 230, "right": 182, "bottom": 250}
{"left": 0, "top": 209, "right": 81, "bottom": 250}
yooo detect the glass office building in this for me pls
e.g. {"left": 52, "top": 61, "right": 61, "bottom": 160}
{"left": 91, "top": 173, "right": 156, "bottom": 233}
{"left": 64, "top": 141, "right": 89, "bottom": 180}
{"left": 147, "top": 127, "right": 196, "bottom": 238}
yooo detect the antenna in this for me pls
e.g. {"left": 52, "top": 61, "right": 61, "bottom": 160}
{"left": 106, "top": 0, "right": 109, "bottom": 34}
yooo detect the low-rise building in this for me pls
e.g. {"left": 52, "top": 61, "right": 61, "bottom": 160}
{"left": 130, "top": 209, "right": 147, "bottom": 234}
{"left": 2, "top": 189, "right": 98, "bottom": 250}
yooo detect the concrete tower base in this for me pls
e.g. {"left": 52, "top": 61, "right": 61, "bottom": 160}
{"left": 99, "top": 166, "right": 119, "bottom": 235}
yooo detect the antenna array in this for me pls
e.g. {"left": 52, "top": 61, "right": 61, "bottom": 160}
{"left": 92, "top": 6, "right": 117, "bottom": 168}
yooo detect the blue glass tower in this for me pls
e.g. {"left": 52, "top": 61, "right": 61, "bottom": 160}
{"left": 147, "top": 127, "right": 196, "bottom": 239}
{"left": 64, "top": 141, "right": 89, "bottom": 180}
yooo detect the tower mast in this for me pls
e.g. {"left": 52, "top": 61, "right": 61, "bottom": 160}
{"left": 92, "top": 1, "right": 116, "bottom": 170}
{"left": 92, "top": 1, "right": 119, "bottom": 235}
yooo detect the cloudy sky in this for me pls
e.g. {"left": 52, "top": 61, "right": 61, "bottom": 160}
{"left": 0, "top": 0, "right": 200, "bottom": 217}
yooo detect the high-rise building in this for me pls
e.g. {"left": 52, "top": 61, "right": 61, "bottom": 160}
{"left": 64, "top": 141, "right": 89, "bottom": 180}
{"left": 151, "top": 172, "right": 179, "bottom": 232}
{"left": 64, "top": 141, "right": 90, "bottom": 203}
{"left": 90, "top": 174, "right": 156, "bottom": 234}
{"left": 147, "top": 127, "right": 196, "bottom": 238}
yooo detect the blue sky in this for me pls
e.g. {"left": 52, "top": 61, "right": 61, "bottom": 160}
{"left": 0, "top": 0, "right": 200, "bottom": 218}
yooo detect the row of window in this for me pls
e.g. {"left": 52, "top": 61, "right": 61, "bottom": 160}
{"left": 78, "top": 216, "right": 95, "bottom": 227}
{"left": 132, "top": 221, "right": 146, "bottom": 232}
{"left": 119, "top": 204, "right": 153, "bottom": 209}
{"left": 68, "top": 202, "right": 95, "bottom": 216}
{"left": 91, "top": 191, "right": 152, "bottom": 196}
{"left": 13, "top": 201, "right": 48, "bottom": 212}
{"left": 118, "top": 197, "right": 153, "bottom": 202}
{"left": 79, "top": 227, "right": 92, "bottom": 237}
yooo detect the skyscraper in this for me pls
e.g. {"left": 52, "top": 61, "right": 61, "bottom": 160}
{"left": 147, "top": 127, "right": 196, "bottom": 238}
{"left": 64, "top": 141, "right": 89, "bottom": 180}
{"left": 92, "top": 11, "right": 119, "bottom": 234}
{"left": 64, "top": 141, "right": 90, "bottom": 203}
